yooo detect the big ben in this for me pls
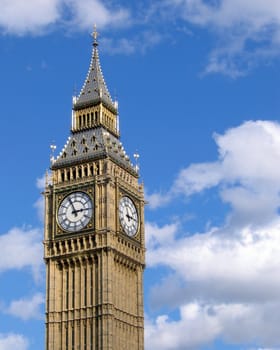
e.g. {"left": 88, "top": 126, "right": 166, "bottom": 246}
{"left": 43, "top": 29, "right": 145, "bottom": 350}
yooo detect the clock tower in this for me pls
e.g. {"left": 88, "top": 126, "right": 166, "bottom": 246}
{"left": 44, "top": 30, "right": 145, "bottom": 350}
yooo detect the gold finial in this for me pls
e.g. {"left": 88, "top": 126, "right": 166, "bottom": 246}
{"left": 133, "top": 152, "right": 140, "bottom": 173}
{"left": 92, "top": 24, "right": 99, "bottom": 46}
{"left": 50, "top": 142, "right": 56, "bottom": 164}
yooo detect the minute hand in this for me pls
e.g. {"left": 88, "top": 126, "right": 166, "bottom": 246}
{"left": 72, "top": 208, "right": 85, "bottom": 214}
{"left": 126, "top": 214, "right": 136, "bottom": 222}
{"left": 69, "top": 198, "right": 78, "bottom": 217}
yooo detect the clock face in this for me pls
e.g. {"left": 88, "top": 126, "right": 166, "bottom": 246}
{"left": 119, "top": 196, "right": 139, "bottom": 237}
{"left": 57, "top": 191, "right": 93, "bottom": 232}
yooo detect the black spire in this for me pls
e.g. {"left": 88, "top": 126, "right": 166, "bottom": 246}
{"left": 73, "top": 26, "right": 116, "bottom": 113}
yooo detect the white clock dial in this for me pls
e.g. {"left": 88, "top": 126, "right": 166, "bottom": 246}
{"left": 119, "top": 196, "right": 138, "bottom": 237}
{"left": 57, "top": 191, "right": 93, "bottom": 232}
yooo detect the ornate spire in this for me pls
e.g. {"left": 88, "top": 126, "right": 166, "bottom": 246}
{"left": 73, "top": 26, "right": 116, "bottom": 113}
{"left": 93, "top": 24, "right": 98, "bottom": 47}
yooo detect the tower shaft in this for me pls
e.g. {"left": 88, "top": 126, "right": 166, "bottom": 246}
{"left": 44, "top": 34, "right": 145, "bottom": 349}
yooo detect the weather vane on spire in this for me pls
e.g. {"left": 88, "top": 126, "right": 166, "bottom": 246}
{"left": 92, "top": 24, "right": 99, "bottom": 46}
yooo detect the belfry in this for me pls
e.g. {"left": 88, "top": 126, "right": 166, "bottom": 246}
{"left": 44, "top": 29, "right": 145, "bottom": 350}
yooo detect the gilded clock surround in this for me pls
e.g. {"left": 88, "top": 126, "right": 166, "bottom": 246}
{"left": 57, "top": 191, "right": 94, "bottom": 233}
{"left": 55, "top": 187, "right": 95, "bottom": 235}
{"left": 119, "top": 195, "right": 139, "bottom": 237}
{"left": 44, "top": 29, "right": 145, "bottom": 350}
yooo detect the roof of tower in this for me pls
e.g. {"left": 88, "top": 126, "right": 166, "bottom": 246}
{"left": 51, "top": 126, "right": 138, "bottom": 176}
{"left": 73, "top": 28, "right": 116, "bottom": 113}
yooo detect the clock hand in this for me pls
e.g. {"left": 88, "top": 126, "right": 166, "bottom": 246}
{"left": 72, "top": 208, "right": 85, "bottom": 214}
{"left": 126, "top": 206, "right": 134, "bottom": 219}
{"left": 68, "top": 197, "right": 78, "bottom": 217}
{"left": 126, "top": 213, "right": 137, "bottom": 222}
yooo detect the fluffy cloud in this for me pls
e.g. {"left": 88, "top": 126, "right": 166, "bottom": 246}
{"left": 145, "top": 190, "right": 173, "bottom": 210}
{"left": 36, "top": 174, "right": 46, "bottom": 190}
{"left": 1, "top": 0, "right": 280, "bottom": 75}
{"left": 164, "top": 0, "right": 280, "bottom": 76}
{"left": 66, "top": 0, "right": 130, "bottom": 31}
{"left": 146, "top": 221, "right": 178, "bottom": 251}
{"left": 148, "top": 220, "right": 280, "bottom": 305}
{"left": 34, "top": 196, "right": 45, "bottom": 222}
{"left": 0, "top": 0, "right": 130, "bottom": 35}
{"left": 174, "top": 120, "right": 280, "bottom": 225}
{"left": 151, "top": 120, "right": 280, "bottom": 223}
{"left": 146, "top": 301, "right": 280, "bottom": 350}
{"left": 0, "top": 0, "right": 61, "bottom": 35}
{"left": 146, "top": 303, "right": 220, "bottom": 350}
{"left": 34, "top": 175, "right": 47, "bottom": 222}
{"left": 146, "top": 221, "right": 280, "bottom": 348}
{"left": 0, "top": 333, "right": 28, "bottom": 350}
{"left": 5, "top": 293, "right": 44, "bottom": 321}
{"left": 101, "top": 31, "right": 164, "bottom": 55}
{"left": 0, "top": 227, "right": 43, "bottom": 279}
{"left": 146, "top": 120, "right": 280, "bottom": 348}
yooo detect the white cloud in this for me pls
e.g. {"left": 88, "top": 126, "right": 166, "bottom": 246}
{"left": 146, "top": 301, "right": 280, "bottom": 350}
{"left": 148, "top": 122, "right": 280, "bottom": 301}
{"left": 173, "top": 120, "right": 280, "bottom": 225}
{"left": 147, "top": 221, "right": 280, "bottom": 348}
{"left": 36, "top": 174, "right": 46, "bottom": 190}
{"left": 151, "top": 120, "right": 280, "bottom": 223}
{"left": 174, "top": 161, "right": 222, "bottom": 196}
{"left": 5, "top": 293, "right": 44, "bottom": 321}
{"left": 0, "top": 0, "right": 131, "bottom": 36}
{"left": 164, "top": 0, "right": 280, "bottom": 76}
{"left": 66, "top": 0, "right": 130, "bottom": 31}
{"left": 148, "top": 220, "right": 280, "bottom": 304}
{"left": 35, "top": 174, "right": 46, "bottom": 222}
{"left": 101, "top": 31, "right": 164, "bottom": 55}
{"left": 146, "top": 222, "right": 178, "bottom": 250}
{"left": 146, "top": 120, "right": 280, "bottom": 348}
{"left": 145, "top": 190, "right": 173, "bottom": 210}
{"left": 145, "top": 303, "right": 221, "bottom": 350}
{"left": 0, "top": 227, "right": 43, "bottom": 280}
{"left": 1, "top": 0, "right": 280, "bottom": 72}
{"left": 34, "top": 197, "right": 45, "bottom": 223}
{"left": 0, "top": 333, "right": 28, "bottom": 350}
{"left": 0, "top": 0, "right": 61, "bottom": 35}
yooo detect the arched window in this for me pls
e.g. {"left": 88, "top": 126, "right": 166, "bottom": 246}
{"left": 72, "top": 168, "right": 76, "bottom": 179}
{"left": 78, "top": 167, "right": 82, "bottom": 178}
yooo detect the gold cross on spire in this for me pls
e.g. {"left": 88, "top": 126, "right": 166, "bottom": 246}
{"left": 92, "top": 24, "right": 99, "bottom": 46}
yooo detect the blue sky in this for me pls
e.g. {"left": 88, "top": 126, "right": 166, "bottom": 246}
{"left": 1, "top": 0, "right": 280, "bottom": 349}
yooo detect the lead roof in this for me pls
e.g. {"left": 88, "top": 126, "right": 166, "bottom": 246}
{"left": 51, "top": 127, "right": 137, "bottom": 175}
{"left": 73, "top": 35, "right": 116, "bottom": 113}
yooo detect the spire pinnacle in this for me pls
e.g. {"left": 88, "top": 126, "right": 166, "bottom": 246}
{"left": 92, "top": 24, "right": 99, "bottom": 47}
{"left": 73, "top": 27, "right": 116, "bottom": 114}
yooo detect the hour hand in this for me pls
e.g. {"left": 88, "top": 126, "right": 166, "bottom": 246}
{"left": 72, "top": 208, "right": 84, "bottom": 214}
{"left": 69, "top": 198, "right": 78, "bottom": 216}
{"left": 126, "top": 213, "right": 136, "bottom": 222}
